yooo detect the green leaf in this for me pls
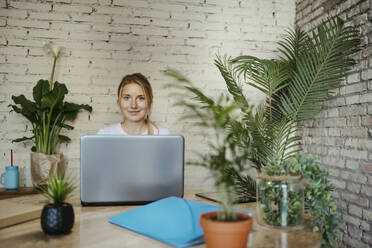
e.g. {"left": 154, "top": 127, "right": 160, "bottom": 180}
{"left": 58, "top": 135, "right": 71, "bottom": 142}
{"left": 12, "top": 136, "right": 34, "bottom": 143}
{"left": 33, "top": 80, "right": 50, "bottom": 106}
{"left": 41, "top": 81, "right": 68, "bottom": 109}
{"left": 11, "top": 95, "right": 37, "bottom": 114}
{"left": 279, "top": 17, "right": 360, "bottom": 121}
{"left": 63, "top": 102, "right": 92, "bottom": 121}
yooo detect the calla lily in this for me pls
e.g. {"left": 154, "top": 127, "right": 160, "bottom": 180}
{"left": 42, "top": 41, "right": 61, "bottom": 58}
{"left": 42, "top": 41, "right": 63, "bottom": 89}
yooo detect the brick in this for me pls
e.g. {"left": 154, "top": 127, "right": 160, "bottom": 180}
{"left": 343, "top": 214, "right": 362, "bottom": 226}
{"left": 53, "top": 4, "right": 93, "bottom": 13}
{"left": 96, "top": 21, "right": 130, "bottom": 32}
{"left": 7, "top": 19, "right": 50, "bottom": 29}
{"left": 360, "top": 163, "right": 372, "bottom": 173}
{"left": 69, "top": 31, "right": 109, "bottom": 41}
{"left": 344, "top": 236, "right": 370, "bottom": 248}
{"left": 28, "top": 12, "right": 70, "bottom": 21}
{"left": 327, "top": 128, "right": 341, "bottom": 136}
{"left": 340, "top": 171, "right": 367, "bottom": 183}
{"left": 348, "top": 224, "right": 363, "bottom": 238}
{"left": 324, "top": 117, "right": 346, "bottom": 127}
{"left": 0, "top": 9, "right": 28, "bottom": 18}
{"left": 347, "top": 183, "right": 361, "bottom": 194}
{"left": 70, "top": 13, "right": 111, "bottom": 23}
{"left": 9, "top": 1, "right": 52, "bottom": 11}
{"left": 345, "top": 83, "right": 365, "bottom": 94}
{"left": 361, "top": 185, "right": 372, "bottom": 197}
{"left": 0, "top": 46, "right": 28, "bottom": 56}
{"left": 339, "top": 105, "right": 367, "bottom": 116}
{"left": 361, "top": 69, "right": 372, "bottom": 81}
{"left": 346, "top": 116, "right": 361, "bottom": 126}
{"left": 360, "top": 221, "right": 370, "bottom": 231}
{"left": 363, "top": 209, "right": 372, "bottom": 221}
{"left": 51, "top": 22, "right": 91, "bottom": 31}
{"left": 345, "top": 94, "right": 360, "bottom": 105}
{"left": 340, "top": 127, "right": 367, "bottom": 137}
{"left": 362, "top": 116, "right": 372, "bottom": 126}
{"left": 340, "top": 148, "right": 368, "bottom": 160}
{"left": 345, "top": 138, "right": 367, "bottom": 149}
{"left": 113, "top": 0, "right": 149, "bottom": 8}
{"left": 330, "top": 178, "right": 346, "bottom": 189}
{"left": 360, "top": 94, "right": 372, "bottom": 103}
{"left": 29, "top": 29, "right": 69, "bottom": 39}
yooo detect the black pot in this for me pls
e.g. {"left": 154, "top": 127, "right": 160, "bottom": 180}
{"left": 41, "top": 202, "right": 74, "bottom": 235}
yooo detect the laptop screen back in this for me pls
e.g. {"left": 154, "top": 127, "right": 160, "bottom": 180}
{"left": 80, "top": 135, "right": 184, "bottom": 205}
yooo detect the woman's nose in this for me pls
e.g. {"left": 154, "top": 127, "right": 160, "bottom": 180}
{"left": 131, "top": 99, "right": 137, "bottom": 108}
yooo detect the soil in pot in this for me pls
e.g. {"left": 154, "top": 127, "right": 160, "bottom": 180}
{"left": 41, "top": 202, "right": 74, "bottom": 235}
{"left": 200, "top": 211, "right": 253, "bottom": 248}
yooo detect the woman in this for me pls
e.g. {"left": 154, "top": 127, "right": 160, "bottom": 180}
{"left": 98, "top": 73, "right": 170, "bottom": 135}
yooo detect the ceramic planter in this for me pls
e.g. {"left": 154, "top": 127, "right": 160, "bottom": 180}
{"left": 41, "top": 202, "right": 74, "bottom": 235}
{"left": 31, "top": 152, "right": 66, "bottom": 186}
{"left": 200, "top": 211, "right": 253, "bottom": 248}
{"left": 256, "top": 173, "right": 304, "bottom": 229}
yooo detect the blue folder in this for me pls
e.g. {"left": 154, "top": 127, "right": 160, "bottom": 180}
{"left": 108, "top": 196, "right": 253, "bottom": 248}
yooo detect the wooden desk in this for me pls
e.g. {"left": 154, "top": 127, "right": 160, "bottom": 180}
{"left": 0, "top": 190, "right": 321, "bottom": 248}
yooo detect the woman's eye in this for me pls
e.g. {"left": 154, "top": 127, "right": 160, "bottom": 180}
{"left": 123, "top": 96, "right": 130, "bottom": 100}
{"left": 138, "top": 96, "right": 145, "bottom": 101}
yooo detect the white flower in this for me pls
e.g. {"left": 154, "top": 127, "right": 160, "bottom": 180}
{"left": 42, "top": 41, "right": 62, "bottom": 58}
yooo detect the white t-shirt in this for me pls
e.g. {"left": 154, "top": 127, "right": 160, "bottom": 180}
{"left": 97, "top": 122, "right": 170, "bottom": 135}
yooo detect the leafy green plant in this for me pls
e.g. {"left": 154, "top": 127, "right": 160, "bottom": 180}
{"left": 284, "top": 155, "right": 338, "bottom": 248}
{"left": 9, "top": 42, "right": 92, "bottom": 155}
{"left": 165, "top": 72, "right": 252, "bottom": 221}
{"left": 36, "top": 172, "right": 76, "bottom": 204}
{"left": 258, "top": 178, "right": 303, "bottom": 226}
{"left": 166, "top": 17, "right": 359, "bottom": 247}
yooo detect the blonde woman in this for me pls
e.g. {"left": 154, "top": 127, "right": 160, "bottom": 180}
{"left": 98, "top": 73, "right": 170, "bottom": 135}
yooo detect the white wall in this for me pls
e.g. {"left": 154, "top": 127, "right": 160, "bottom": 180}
{"left": 0, "top": 0, "right": 295, "bottom": 190}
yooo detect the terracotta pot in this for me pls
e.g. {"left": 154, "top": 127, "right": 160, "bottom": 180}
{"left": 31, "top": 152, "right": 66, "bottom": 186}
{"left": 200, "top": 211, "right": 253, "bottom": 248}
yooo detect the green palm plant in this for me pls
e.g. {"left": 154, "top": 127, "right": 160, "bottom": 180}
{"left": 230, "top": 18, "right": 359, "bottom": 170}
{"left": 166, "top": 17, "right": 359, "bottom": 247}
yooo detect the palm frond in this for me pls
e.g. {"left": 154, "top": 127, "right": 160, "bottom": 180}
{"left": 280, "top": 17, "right": 360, "bottom": 121}
{"left": 214, "top": 55, "right": 250, "bottom": 112}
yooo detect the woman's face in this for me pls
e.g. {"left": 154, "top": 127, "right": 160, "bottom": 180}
{"left": 118, "top": 82, "right": 148, "bottom": 123}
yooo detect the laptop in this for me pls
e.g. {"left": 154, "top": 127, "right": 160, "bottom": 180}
{"left": 80, "top": 135, "right": 184, "bottom": 205}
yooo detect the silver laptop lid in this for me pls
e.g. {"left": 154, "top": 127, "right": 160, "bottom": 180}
{"left": 80, "top": 135, "right": 184, "bottom": 205}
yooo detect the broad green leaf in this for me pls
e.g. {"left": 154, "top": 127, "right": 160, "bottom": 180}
{"left": 33, "top": 80, "right": 50, "bottom": 106}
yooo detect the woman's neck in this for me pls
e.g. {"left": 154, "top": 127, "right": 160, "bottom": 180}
{"left": 121, "top": 120, "right": 147, "bottom": 135}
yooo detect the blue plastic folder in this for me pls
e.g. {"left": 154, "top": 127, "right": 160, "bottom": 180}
{"left": 108, "top": 196, "right": 253, "bottom": 248}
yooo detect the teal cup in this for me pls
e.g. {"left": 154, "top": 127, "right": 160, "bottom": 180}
{"left": 1, "top": 166, "right": 19, "bottom": 190}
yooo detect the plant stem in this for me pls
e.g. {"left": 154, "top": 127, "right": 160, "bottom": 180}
{"left": 49, "top": 56, "right": 57, "bottom": 90}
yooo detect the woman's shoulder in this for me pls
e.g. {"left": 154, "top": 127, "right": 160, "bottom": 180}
{"left": 97, "top": 123, "right": 124, "bottom": 135}
{"left": 154, "top": 124, "right": 170, "bottom": 135}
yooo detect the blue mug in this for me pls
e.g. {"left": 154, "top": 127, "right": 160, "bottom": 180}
{"left": 1, "top": 166, "right": 19, "bottom": 190}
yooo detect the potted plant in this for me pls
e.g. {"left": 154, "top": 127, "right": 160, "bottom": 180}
{"left": 165, "top": 77, "right": 253, "bottom": 248}
{"left": 9, "top": 42, "right": 92, "bottom": 186}
{"left": 166, "top": 17, "right": 359, "bottom": 248}
{"left": 36, "top": 172, "right": 76, "bottom": 235}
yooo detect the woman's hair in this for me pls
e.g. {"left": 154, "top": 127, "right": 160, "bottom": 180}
{"left": 117, "top": 73, "right": 158, "bottom": 135}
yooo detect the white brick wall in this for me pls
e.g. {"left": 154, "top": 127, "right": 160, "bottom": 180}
{"left": 0, "top": 0, "right": 295, "bottom": 190}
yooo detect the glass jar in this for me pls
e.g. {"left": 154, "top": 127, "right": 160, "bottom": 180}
{"left": 256, "top": 173, "right": 304, "bottom": 229}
